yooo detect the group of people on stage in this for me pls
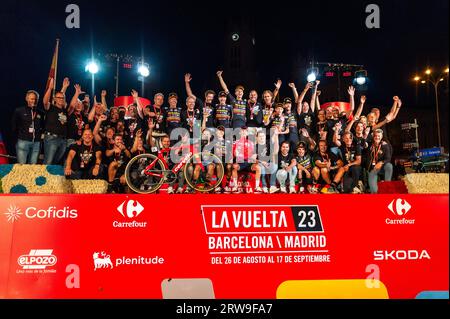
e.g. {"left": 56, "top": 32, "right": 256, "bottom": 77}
{"left": 12, "top": 70, "right": 402, "bottom": 194}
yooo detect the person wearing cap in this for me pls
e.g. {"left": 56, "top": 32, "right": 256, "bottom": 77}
{"left": 214, "top": 91, "right": 232, "bottom": 128}
{"left": 164, "top": 92, "right": 183, "bottom": 138}
{"left": 185, "top": 73, "right": 215, "bottom": 128}
{"left": 246, "top": 90, "right": 263, "bottom": 130}
{"left": 282, "top": 97, "right": 300, "bottom": 152}
{"left": 216, "top": 70, "right": 247, "bottom": 129}
{"left": 295, "top": 141, "right": 313, "bottom": 193}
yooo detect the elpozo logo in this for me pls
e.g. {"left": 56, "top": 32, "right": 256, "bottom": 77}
{"left": 4, "top": 204, "right": 78, "bottom": 223}
{"left": 113, "top": 199, "right": 147, "bottom": 228}
{"left": 386, "top": 198, "right": 415, "bottom": 225}
{"left": 92, "top": 251, "right": 164, "bottom": 271}
{"left": 17, "top": 249, "right": 57, "bottom": 274}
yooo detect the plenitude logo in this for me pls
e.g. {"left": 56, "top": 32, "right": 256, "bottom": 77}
{"left": 92, "top": 251, "right": 164, "bottom": 271}
{"left": 5, "top": 204, "right": 78, "bottom": 223}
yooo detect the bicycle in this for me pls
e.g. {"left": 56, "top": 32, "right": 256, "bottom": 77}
{"left": 124, "top": 144, "right": 225, "bottom": 194}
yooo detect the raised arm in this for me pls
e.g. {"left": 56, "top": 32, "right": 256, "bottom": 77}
{"left": 273, "top": 79, "right": 282, "bottom": 101}
{"left": 216, "top": 71, "right": 229, "bottom": 93}
{"left": 87, "top": 100, "right": 97, "bottom": 123}
{"left": 288, "top": 83, "right": 299, "bottom": 104}
{"left": 316, "top": 90, "right": 321, "bottom": 111}
{"left": 131, "top": 89, "right": 144, "bottom": 119}
{"left": 184, "top": 73, "right": 196, "bottom": 98}
{"left": 310, "top": 80, "right": 320, "bottom": 113}
{"left": 101, "top": 90, "right": 108, "bottom": 109}
{"left": 296, "top": 83, "right": 312, "bottom": 114}
{"left": 68, "top": 84, "right": 85, "bottom": 115}
{"left": 43, "top": 78, "right": 54, "bottom": 110}
{"left": 93, "top": 115, "right": 107, "bottom": 145}
{"left": 348, "top": 86, "right": 355, "bottom": 113}
{"left": 60, "top": 77, "right": 70, "bottom": 95}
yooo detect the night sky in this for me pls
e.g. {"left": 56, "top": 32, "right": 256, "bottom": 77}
{"left": 1, "top": 0, "right": 449, "bottom": 153}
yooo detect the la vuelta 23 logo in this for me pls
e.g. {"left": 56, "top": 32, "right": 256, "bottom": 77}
{"left": 93, "top": 252, "right": 113, "bottom": 271}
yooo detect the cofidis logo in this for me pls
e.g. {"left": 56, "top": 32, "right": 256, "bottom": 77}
{"left": 5, "top": 204, "right": 78, "bottom": 223}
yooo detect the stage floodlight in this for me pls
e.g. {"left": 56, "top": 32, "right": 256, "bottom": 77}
{"left": 85, "top": 61, "right": 99, "bottom": 74}
{"left": 138, "top": 63, "right": 150, "bottom": 77}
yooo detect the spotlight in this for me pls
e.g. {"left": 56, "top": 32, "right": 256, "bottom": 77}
{"left": 138, "top": 63, "right": 150, "bottom": 77}
{"left": 425, "top": 69, "right": 431, "bottom": 75}
{"left": 85, "top": 61, "right": 99, "bottom": 74}
{"left": 414, "top": 76, "right": 420, "bottom": 81}
{"left": 306, "top": 67, "right": 319, "bottom": 83}
{"left": 354, "top": 70, "right": 368, "bottom": 86}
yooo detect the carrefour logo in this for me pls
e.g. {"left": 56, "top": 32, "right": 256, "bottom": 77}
{"left": 113, "top": 199, "right": 147, "bottom": 228}
{"left": 5, "top": 204, "right": 78, "bottom": 223}
{"left": 386, "top": 199, "right": 415, "bottom": 225}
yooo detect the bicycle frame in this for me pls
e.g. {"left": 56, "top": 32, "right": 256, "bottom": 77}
{"left": 143, "top": 145, "right": 200, "bottom": 178}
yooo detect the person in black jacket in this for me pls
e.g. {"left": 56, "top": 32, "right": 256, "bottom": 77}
{"left": 12, "top": 90, "right": 45, "bottom": 164}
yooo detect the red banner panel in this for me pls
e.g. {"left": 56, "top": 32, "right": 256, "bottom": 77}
{"left": 0, "top": 194, "right": 448, "bottom": 299}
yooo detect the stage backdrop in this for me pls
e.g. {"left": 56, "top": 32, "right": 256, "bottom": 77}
{"left": 0, "top": 194, "right": 448, "bottom": 299}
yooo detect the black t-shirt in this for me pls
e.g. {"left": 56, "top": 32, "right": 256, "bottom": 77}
{"left": 313, "top": 151, "right": 340, "bottom": 167}
{"left": 314, "top": 121, "right": 328, "bottom": 142}
{"left": 196, "top": 98, "right": 215, "bottom": 128}
{"left": 69, "top": 143, "right": 101, "bottom": 171}
{"left": 298, "top": 111, "right": 316, "bottom": 132}
{"left": 67, "top": 112, "right": 89, "bottom": 140}
{"left": 44, "top": 104, "right": 68, "bottom": 137}
{"left": 277, "top": 152, "right": 295, "bottom": 170}
{"left": 214, "top": 104, "right": 232, "bottom": 128}
{"left": 181, "top": 108, "right": 203, "bottom": 136}
{"left": 147, "top": 105, "right": 166, "bottom": 133}
{"left": 212, "top": 137, "right": 232, "bottom": 163}
{"left": 368, "top": 141, "right": 392, "bottom": 170}
{"left": 12, "top": 106, "right": 45, "bottom": 141}
{"left": 326, "top": 119, "right": 340, "bottom": 146}
{"left": 125, "top": 117, "right": 143, "bottom": 142}
{"left": 339, "top": 142, "right": 362, "bottom": 166}
{"left": 246, "top": 101, "right": 263, "bottom": 127}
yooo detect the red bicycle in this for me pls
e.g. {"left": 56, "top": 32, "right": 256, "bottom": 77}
{"left": 124, "top": 145, "right": 224, "bottom": 194}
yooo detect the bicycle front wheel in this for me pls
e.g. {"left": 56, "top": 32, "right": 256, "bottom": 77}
{"left": 125, "top": 154, "right": 166, "bottom": 194}
{"left": 184, "top": 152, "right": 225, "bottom": 193}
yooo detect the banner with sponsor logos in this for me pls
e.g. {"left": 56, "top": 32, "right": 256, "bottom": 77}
{"left": 0, "top": 194, "right": 448, "bottom": 299}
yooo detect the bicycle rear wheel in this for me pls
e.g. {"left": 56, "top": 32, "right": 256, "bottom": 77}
{"left": 125, "top": 154, "right": 166, "bottom": 194}
{"left": 184, "top": 152, "right": 225, "bottom": 193}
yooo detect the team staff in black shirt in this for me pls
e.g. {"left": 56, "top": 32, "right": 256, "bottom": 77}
{"left": 12, "top": 90, "right": 45, "bottom": 164}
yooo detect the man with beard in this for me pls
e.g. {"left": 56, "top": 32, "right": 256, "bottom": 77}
{"left": 65, "top": 129, "right": 102, "bottom": 179}
{"left": 106, "top": 134, "right": 131, "bottom": 192}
